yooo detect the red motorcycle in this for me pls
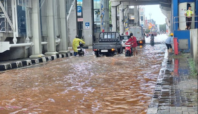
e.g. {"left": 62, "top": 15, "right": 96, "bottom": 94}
{"left": 125, "top": 42, "right": 133, "bottom": 57}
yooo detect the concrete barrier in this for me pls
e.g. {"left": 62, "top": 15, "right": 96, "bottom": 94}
{"left": 0, "top": 52, "right": 72, "bottom": 71}
{"left": 190, "top": 29, "right": 198, "bottom": 71}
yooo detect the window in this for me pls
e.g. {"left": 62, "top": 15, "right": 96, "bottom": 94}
{"left": 26, "top": 0, "right": 32, "bottom": 8}
{"left": 93, "top": 0, "right": 101, "bottom": 33}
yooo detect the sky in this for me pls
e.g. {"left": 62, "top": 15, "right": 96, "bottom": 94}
{"left": 142, "top": 5, "right": 166, "bottom": 25}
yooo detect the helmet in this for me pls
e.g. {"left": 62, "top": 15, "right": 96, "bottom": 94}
{"left": 170, "top": 33, "right": 174, "bottom": 36}
{"left": 130, "top": 33, "right": 133, "bottom": 37}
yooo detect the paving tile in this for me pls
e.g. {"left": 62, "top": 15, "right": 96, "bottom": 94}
{"left": 147, "top": 108, "right": 158, "bottom": 114}
{"left": 147, "top": 54, "right": 197, "bottom": 114}
{"left": 183, "top": 112, "right": 189, "bottom": 114}
{"left": 175, "top": 111, "right": 182, "bottom": 114}
{"left": 176, "top": 107, "right": 182, "bottom": 110}
{"left": 182, "top": 107, "right": 188, "bottom": 111}
{"left": 157, "top": 110, "right": 170, "bottom": 114}
{"left": 170, "top": 113, "right": 176, "bottom": 114}
{"left": 188, "top": 112, "right": 197, "bottom": 114}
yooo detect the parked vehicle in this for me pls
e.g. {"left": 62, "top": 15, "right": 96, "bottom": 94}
{"left": 121, "top": 35, "right": 130, "bottom": 49}
{"left": 125, "top": 42, "right": 133, "bottom": 57}
{"left": 129, "top": 26, "right": 145, "bottom": 45}
{"left": 93, "top": 32, "right": 123, "bottom": 57}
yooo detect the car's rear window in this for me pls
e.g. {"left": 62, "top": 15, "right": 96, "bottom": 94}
{"left": 100, "top": 33, "right": 119, "bottom": 39}
{"left": 124, "top": 36, "right": 129, "bottom": 40}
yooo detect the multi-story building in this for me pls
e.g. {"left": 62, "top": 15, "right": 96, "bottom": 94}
{"left": 139, "top": 7, "right": 145, "bottom": 29}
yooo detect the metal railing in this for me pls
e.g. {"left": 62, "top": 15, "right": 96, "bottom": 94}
{"left": 67, "top": 0, "right": 75, "bottom": 15}
{"left": 173, "top": 15, "right": 198, "bottom": 30}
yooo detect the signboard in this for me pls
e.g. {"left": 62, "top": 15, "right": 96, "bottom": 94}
{"left": 78, "top": 18, "right": 83, "bottom": 22}
{"left": 85, "top": 22, "right": 90, "bottom": 29}
{"left": 77, "top": 6, "right": 82, "bottom": 16}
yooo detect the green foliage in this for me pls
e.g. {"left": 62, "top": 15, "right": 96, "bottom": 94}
{"left": 159, "top": 23, "right": 166, "bottom": 32}
{"left": 145, "top": 29, "right": 150, "bottom": 33}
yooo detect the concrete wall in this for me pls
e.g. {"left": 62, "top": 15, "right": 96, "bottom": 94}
{"left": 68, "top": 0, "right": 77, "bottom": 46}
{"left": 190, "top": 29, "right": 198, "bottom": 70}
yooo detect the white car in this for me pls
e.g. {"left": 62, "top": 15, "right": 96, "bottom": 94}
{"left": 121, "top": 35, "right": 130, "bottom": 49}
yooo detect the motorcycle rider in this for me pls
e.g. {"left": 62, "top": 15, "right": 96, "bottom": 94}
{"left": 72, "top": 36, "right": 85, "bottom": 56}
{"left": 125, "top": 33, "right": 138, "bottom": 55}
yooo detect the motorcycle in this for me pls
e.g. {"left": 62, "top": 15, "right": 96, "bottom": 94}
{"left": 77, "top": 43, "right": 85, "bottom": 56}
{"left": 125, "top": 42, "right": 133, "bottom": 57}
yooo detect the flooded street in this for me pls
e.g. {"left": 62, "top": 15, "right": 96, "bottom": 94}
{"left": 0, "top": 43, "right": 166, "bottom": 114}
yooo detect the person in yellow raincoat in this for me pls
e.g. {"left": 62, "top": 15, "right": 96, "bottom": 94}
{"left": 72, "top": 36, "right": 85, "bottom": 56}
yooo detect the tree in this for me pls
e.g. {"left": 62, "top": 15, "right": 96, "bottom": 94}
{"left": 145, "top": 29, "right": 150, "bottom": 33}
{"left": 159, "top": 23, "right": 166, "bottom": 32}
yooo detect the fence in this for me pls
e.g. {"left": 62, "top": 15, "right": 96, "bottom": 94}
{"left": 173, "top": 15, "right": 198, "bottom": 31}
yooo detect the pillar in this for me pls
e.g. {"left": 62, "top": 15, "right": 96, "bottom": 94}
{"left": 111, "top": 6, "right": 117, "bottom": 32}
{"left": 101, "top": 0, "right": 109, "bottom": 32}
{"left": 54, "top": 0, "right": 60, "bottom": 38}
{"left": 25, "top": 7, "right": 31, "bottom": 41}
{"left": 59, "top": 0, "right": 69, "bottom": 53}
{"left": 172, "top": 0, "right": 178, "bottom": 31}
{"left": 30, "top": 0, "right": 44, "bottom": 58}
{"left": 170, "top": 2, "right": 173, "bottom": 32}
{"left": 134, "top": 6, "right": 139, "bottom": 26}
{"left": 83, "top": 0, "right": 93, "bottom": 46}
{"left": 195, "top": 0, "right": 198, "bottom": 28}
{"left": 119, "top": 7, "right": 124, "bottom": 35}
{"left": 45, "top": 0, "right": 58, "bottom": 56}
{"left": 124, "top": 7, "right": 129, "bottom": 35}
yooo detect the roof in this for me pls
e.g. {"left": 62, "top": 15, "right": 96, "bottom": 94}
{"left": 110, "top": 0, "right": 171, "bottom": 8}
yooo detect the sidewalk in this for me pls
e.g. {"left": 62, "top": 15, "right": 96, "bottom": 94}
{"left": 147, "top": 51, "right": 198, "bottom": 114}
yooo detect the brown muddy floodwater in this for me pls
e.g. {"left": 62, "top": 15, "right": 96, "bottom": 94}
{"left": 0, "top": 45, "right": 165, "bottom": 114}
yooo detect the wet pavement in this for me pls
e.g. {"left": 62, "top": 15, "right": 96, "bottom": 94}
{"left": 0, "top": 44, "right": 166, "bottom": 114}
{"left": 147, "top": 52, "right": 198, "bottom": 114}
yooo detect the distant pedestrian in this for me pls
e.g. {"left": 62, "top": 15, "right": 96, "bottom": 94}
{"left": 165, "top": 33, "right": 174, "bottom": 63}
{"left": 165, "top": 33, "right": 174, "bottom": 54}
{"left": 185, "top": 6, "right": 194, "bottom": 30}
{"left": 150, "top": 34, "right": 154, "bottom": 45}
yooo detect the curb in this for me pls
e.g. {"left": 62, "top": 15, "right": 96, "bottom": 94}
{"left": 0, "top": 52, "right": 73, "bottom": 71}
{"left": 147, "top": 52, "right": 173, "bottom": 114}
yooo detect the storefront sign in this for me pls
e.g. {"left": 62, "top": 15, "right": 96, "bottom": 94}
{"left": 78, "top": 18, "right": 83, "bottom": 22}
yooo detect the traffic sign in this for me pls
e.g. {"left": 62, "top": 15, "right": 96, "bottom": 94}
{"left": 77, "top": 6, "right": 82, "bottom": 16}
{"left": 85, "top": 22, "right": 90, "bottom": 29}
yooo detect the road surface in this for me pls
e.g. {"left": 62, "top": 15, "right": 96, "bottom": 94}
{"left": 0, "top": 35, "right": 167, "bottom": 114}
